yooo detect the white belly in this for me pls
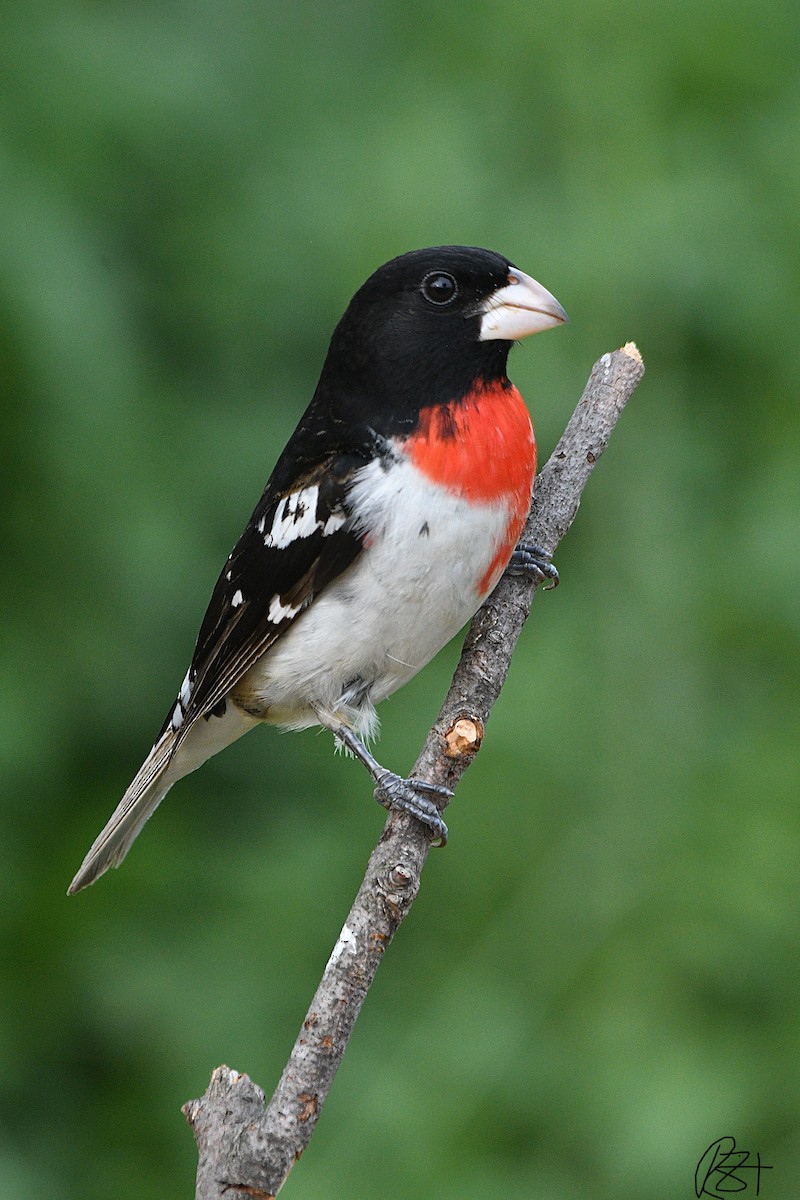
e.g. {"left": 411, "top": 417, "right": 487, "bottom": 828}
{"left": 238, "top": 457, "right": 513, "bottom": 735}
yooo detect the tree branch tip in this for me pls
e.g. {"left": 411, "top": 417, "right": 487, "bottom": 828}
{"left": 620, "top": 341, "right": 643, "bottom": 364}
{"left": 183, "top": 1065, "right": 266, "bottom": 1128}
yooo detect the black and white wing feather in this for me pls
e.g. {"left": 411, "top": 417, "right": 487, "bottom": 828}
{"left": 68, "top": 446, "right": 371, "bottom": 893}
{"left": 167, "top": 451, "right": 366, "bottom": 736}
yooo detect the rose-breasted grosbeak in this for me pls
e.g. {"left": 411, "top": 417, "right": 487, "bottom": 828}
{"left": 68, "top": 246, "right": 567, "bottom": 894}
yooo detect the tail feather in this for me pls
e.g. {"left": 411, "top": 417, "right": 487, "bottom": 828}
{"left": 67, "top": 731, "right": 177, "bottom": 894}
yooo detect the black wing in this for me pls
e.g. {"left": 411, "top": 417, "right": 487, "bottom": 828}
{"left": 161, "top": 446, "right": 372, "bottom": 741}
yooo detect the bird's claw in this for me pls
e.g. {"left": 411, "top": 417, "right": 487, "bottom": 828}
{"left": 373, "top": 771, "right": 451, "bottom": 846}
{"left": 507, "top": 543, "right": 559, "bottom": 589}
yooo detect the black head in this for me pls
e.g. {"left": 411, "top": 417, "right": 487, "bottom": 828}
{"left": 314, "top": 245, "right": 567, "bottom": 433}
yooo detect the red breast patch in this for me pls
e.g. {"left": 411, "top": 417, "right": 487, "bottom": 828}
{"left": 405, "top": 379, "right": 537, "bottom": 595}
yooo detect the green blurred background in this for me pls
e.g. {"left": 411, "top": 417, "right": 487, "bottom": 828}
{"left": 1, "top": 2, "right": 798, "bottom": 1197}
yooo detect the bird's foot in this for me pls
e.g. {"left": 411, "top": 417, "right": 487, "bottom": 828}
{"left": 506, "top": 543, "right": 559, "bottom": 589}
{"left": 330, "top": 722, "right": 451, "bottom": 845}
{"left": 373, "top": 770, "right": 451, "bottom": 846}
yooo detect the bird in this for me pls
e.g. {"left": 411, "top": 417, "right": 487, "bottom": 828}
{"left": 68, "top": 245, "right": 567, "bottom": 894}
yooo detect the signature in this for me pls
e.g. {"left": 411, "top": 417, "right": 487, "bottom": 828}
{"left": 695, "top": 1136, "right": 772, "bottom": 1197}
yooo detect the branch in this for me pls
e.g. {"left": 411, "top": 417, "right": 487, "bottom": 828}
{"left": 183, "top": 344, "right": 645, "bottom": 1199}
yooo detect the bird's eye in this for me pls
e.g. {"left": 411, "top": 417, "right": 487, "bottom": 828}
{"left": 421, "top": 271, "right": 458, "bottom": 305}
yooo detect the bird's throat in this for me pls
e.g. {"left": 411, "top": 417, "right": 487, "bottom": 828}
{"left": 403, "top": 379, "right": 536, "bottom": 506}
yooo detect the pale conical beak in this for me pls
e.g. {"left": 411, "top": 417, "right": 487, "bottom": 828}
{"left": 479, "top": 267, "right": 568, "bottom": 341}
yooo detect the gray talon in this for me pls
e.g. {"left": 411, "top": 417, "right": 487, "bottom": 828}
{"left": 374, "top": 771, "right": 450, "bottom": 845}
{"left": 330, "top": 724, "right": 450, "bottom": 845}
{"left": 507, "top": 543, "right": 559, "bottom": 589}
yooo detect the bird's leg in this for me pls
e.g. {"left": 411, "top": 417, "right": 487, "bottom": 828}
{"left": 506, "top": 542, "right": 559, "bottom": 589}
{"left": 332, "top": 724, "right": 450, "bottom": 846}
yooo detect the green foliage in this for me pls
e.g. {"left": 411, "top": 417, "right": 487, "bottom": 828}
{"left": 1, "top": 2, "right": 798, "bottom": 1196}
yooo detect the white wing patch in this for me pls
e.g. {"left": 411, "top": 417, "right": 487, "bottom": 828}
{"left": 266, "top": 485, "right": 321, "bottom": 548}
{"left": 172, "top": 667, "right": 196, "bottom": 730}
{"left": 323, "top": 512, "right": 346, "bottom": 536}
{"left": 231, "top": 589, "right": 244, "bottom": 608}
{"left": 263, "top": 485, "right": 347, "bottom": 549}
{"left": 268, "top": 594, "right": 301, "bottom": 624}
{"left": 179, "top": 669, "right": 193, "bottom": 706}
